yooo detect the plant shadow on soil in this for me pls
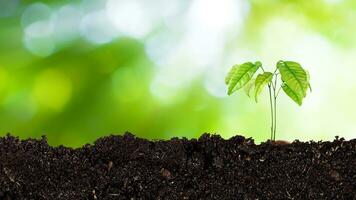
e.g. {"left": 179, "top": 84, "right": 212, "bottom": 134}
{"left": 0, "top": 133, "right": 355, "bottom": 199}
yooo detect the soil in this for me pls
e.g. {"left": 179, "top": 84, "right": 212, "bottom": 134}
{"left": 0, "top": 133, "right": 355, "bottom": 200}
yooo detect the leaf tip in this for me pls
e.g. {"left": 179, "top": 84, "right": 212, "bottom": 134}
{"left": 227, "top": 89, "right": 233, "bottom": 96}
{"left": 277, "top": 60, "right": 285, "bottom": 68}
{"left": 297, "top": 99, "right": 303, "bottom": 106}
{"left": 255, "top": 61, "right": 262, "bottom": 67}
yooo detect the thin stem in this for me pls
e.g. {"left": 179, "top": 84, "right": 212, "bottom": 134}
{"left": 273, "top": 67, "right": 278, "bottom": 74}
{"left": 273, "top": 74, "right": 278, "bottom": 141}
{"left": 273, "top": 96, "right": 277, "bottom": 141}
{"left": 268, "top": 84, "right": 274, "bottom": 141}
{"left": 260, "top": 66, "right": 265, "bottom": 72}
{"left": 271, "top": 73, "right": 279, "bottom": 91}
{"left": 276, "top": 86, "right": 282, "bottom": 98}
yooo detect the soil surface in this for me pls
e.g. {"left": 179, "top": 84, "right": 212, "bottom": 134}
{"left": 0, "top": 133, "right": 355, "bottom": 200}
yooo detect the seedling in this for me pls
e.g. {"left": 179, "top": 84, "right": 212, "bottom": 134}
{"left": 225, "top": 60, "right": 311, "bottom": 141}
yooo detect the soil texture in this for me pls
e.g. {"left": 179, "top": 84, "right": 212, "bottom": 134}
{"left": 0, "top": 133, "right": 355, "bottom": 199}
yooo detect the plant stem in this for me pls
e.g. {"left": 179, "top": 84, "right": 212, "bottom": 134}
{"left": 260, "top": 66, "right": 265, "bottom": 72}
{"left": 268, "top": 84, "right": 274, "bottom": 141}
{"left": 276, "top": 86, "right": 282, "bottom": 97}
{"left": 273, "top": 93, "right": 277, "bottom": 141}
{"left": 273, "top": 74, "right": 278, "bottom": 141}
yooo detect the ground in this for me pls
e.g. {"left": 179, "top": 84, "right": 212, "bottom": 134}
{"left": 0, "top": 133, "right": 355, "bottom": 199}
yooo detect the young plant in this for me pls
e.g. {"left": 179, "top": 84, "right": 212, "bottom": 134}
{"left": 225, "top": 60, "right": 311, "bottom": 141}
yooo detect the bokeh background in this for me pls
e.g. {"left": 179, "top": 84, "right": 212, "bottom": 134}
{"left": 1, "top": 0, "right": 355, "bottom": 147}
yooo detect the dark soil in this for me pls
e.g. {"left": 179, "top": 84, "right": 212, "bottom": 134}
{"left": 0, "top": 133, "right": 355, "bottom": 200}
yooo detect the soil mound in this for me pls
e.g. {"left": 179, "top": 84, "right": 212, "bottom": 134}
{"left": 0, "top": 133, "right": 355, "bottom": 199}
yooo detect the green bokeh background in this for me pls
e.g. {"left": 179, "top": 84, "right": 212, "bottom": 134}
{"left": 1, "top": 0, "right": 355, "bottom": 147}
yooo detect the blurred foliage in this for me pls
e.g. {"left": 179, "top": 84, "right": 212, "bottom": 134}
{"left": 0, "top": 0, "right": 356, "bottom": 146}
{"left": 242, "top": 0, "right": 356, "bottom": 48}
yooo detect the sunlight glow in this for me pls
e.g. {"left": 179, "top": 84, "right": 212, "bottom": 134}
{"left": 106, "top": 0, "right": 153, "bottom": 38}
{"left": 21, "top": 3, "right": 52, "bottom": 29}
{"left": 80, "top": 10, "right": 117, "bottom": 44}
{"left": 22, "top": 3, "right": 55, "bottom": 57}
{"left": 33, "top": 69, "right": 72, "bottom": 112}
{"left": 52, "top": 5, "right": 82, "bottom": 43}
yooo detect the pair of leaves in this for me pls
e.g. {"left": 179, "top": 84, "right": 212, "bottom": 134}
{"left": 225, "top": 60, "right": 311, "bottom": 106}
{"left": 277, "top": 61, "right": 311, "bottom": 105}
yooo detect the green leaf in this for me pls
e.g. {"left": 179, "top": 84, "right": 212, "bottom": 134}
{"left": 226, "top": 62, "right": 260, "bottom": 95}
{"left": 225, "top": 65, "right": 238, "bottom": 85}
{"left": 282, "top": 83, "right": 303, "bottom": 106}
{"left": 254, "top": 72, "right": 273, "bottom": 102}
{"left": 244, "top": 78, "right": 255, "bottom": 97}
{"left": 277, "top": 61, "right": 308, "bottom": 97}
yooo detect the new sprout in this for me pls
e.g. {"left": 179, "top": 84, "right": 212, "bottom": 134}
{"left": 225, "top": 60, "right": 311, "bottom": 141}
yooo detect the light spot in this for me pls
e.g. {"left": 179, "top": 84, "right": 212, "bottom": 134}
{"left": 33, "top": 69, "right": 72, "bottom": 112}
{"left": 106, "top": 0, "right": 153, "bottom": 38}
{"left": 188, "top": 0, "right": 248, "bottom": 31}
{"left": 149, "top": 72, "right": 187, "bottom": 104}
{"left": 22, "top": 3, "right": 55, "bottom": 57}
{"left": 147, "top": 0, "right": 250, "bottom": 97}
{"left": 80, "top": 10, "right": 117, "bottom": 44}
{"left": 23, "top": 34, "right": 55, "bottom": 57}
{"left": 52, "top": 5, "right": 82, "bottom": 43}
{"left": 145, "top": 30, "right": 177, "bottom": 67}
{"left": 21, "top": 3, "right": 52, "bottom": 29}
